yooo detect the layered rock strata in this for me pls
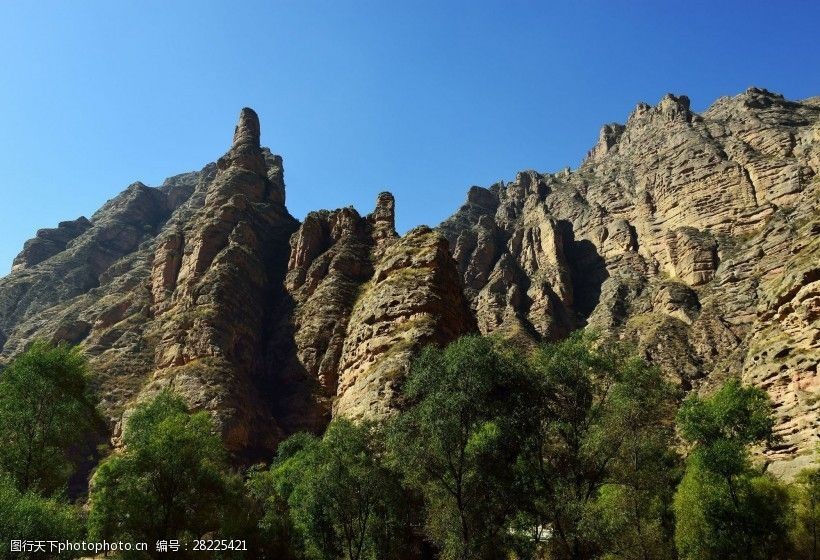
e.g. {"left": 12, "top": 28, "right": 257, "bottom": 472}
{"left": 440, "top": 88, "right": 819, "bottom": 476}
{"left": 0, "top": 88, "right": 816, "bottom": 476}
{"left": 271, "top": 192, "right": 474, "bottom": 432}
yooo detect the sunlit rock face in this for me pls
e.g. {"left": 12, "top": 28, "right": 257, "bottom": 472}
{"left": 440, "top": 88, "right": 820, "bottom": 477}
{"left": 0, "top": 108, "right": 299, "bottom": 460}
{"left": 0, "top": 88, "right": 817, "bottom": 476}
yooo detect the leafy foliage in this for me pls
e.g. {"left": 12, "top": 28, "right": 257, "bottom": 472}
{"left": 0, "top": 474, "right": 83, "bottom": 560}
{"left": 677, "top": 378, "right": 775, "bottom": 477}
{"left": 0, "top": 341, "right": 98, "bottom": 494}
{"left": 515, "top": 332, "right": 679, "bottom": 560}
{"left": 790, "top": 466, "right": 820, "bottom": 560}
{"left": 2, "top": 335, "right": 814, "bottom": 560}
{"left": 253, "top": 419, "right": 413, "bottom": 560}
{"left": 674, "top": 379, "right": 790, "bottom": 559}
{"left": 87, "top": 391, "right": 239, "bottom": 557}
{"left": 387, "top": 335, "right": 530, "bottom": 560}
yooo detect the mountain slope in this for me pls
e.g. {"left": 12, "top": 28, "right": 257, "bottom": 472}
{"left": 0, "top": 88, "right": 816, "bottom": 475}
{"left": 440, "top": 88, "right": 819, "bottom": 476}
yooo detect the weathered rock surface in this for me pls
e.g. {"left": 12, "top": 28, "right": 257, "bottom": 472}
{"left": 270, "top": 199, "right": 388, "bottom": 434}
{"left": 11, "top": 216, "right": 92, "bottom": 272}
{"left": 270, "top": 193, "right": 474, "bottom": 431}
{"left": 136, "top": 108, "right": 299, "bottom": 456}
{"left": 0, "top": 88, "right": 817, "bottom": 475}
{"left": 0, "top": 109, "right": 299, "bottom": 460}
{"left": 334, "top": 225, "right": 475, "bottom": 419}
{"left": 440, "top": 87, "right": 820, "bottom": 476}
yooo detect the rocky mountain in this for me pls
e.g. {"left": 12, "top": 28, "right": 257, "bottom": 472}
{"left": 0, "top": 88, "right": 817, "bottom": 476}
{"left": 441, "top": 88, "right": 820, "bottom": 477}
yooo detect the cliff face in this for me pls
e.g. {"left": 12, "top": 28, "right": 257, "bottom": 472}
{"left": 271, "top": 192, "right": 474, "bottom": 433}
{"left": 440, "top": 88, "right": 820, "bottom": 476}
{"left": 0, "top": 108, "right": 300, "bottom": 460}
{"left": 0, "top": 108, "right": 475, "bottom": 461}
{"left": 0, "top": 89, "right": 816, "bottom": 475}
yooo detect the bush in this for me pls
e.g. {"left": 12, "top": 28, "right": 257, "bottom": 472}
{"left": 0, "top": 474, "right": 84, "bottom": 560}
{"left": 88, "top": 391, "right": 239, "bottom": 558}
{"left": 0, "top": 341, "right": 98, "bottom": 494}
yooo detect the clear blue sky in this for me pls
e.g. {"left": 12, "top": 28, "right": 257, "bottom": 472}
{"left": 1, "top": 1, "right": 818, "bottom": 273}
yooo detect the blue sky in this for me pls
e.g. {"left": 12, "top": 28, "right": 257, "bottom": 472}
{"left": 1, "top": 1, "right": 818, "bottom": 272}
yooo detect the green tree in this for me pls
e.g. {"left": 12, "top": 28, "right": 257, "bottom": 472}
{"left": 0, "top": 474, "right": 83, "bottom": 559}
{"left": 516, "top": 333, "right": 679, "bottom": 560}
{"left": 790, "top": 466, "right": 820, "bottom": 559}
{"left": 388, "top": 335, "right": 530, "bottom": 560}
{"left": 256, "top": 419, "right": 412, "bottom": 560}
{"left": 0, "top": 341, "right": 98, "bottom": 494}
{"left": 590, "top": 356, "right": 680, "bottom": 560}
{"left": 674, "top": 379, "right": 790, "bottom": 560}
{"left": 88, "top": 391, "right": 238, "bottom": 558}
{"left": 243, "top": 459, "right": 306, "bottom": 560}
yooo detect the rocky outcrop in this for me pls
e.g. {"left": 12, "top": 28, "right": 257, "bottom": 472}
{"left": 0, "top": 88, "right": 816, "bottom": 475}
{"left": 270, "top": 200, "right": 386, "bottom": 434}
{"left": 0, "top": 177, "right": 195, "bottom": 359}
{"left": 335, "top": 225, "right": 475, "bottom": 419}
{"left": 11, "top": 217, "right": 92, "bottom": 272}
{"left": 271, "top": 193, "right": 474, "bottom": 430}
{"left": 137, "top": 107, "right": 299, "bottom": 456}
{"left": 440, "top": 87, "right": 820, "bottom": 476}
{"left": 0, "top": 109, "right": 299, "bottom": 460}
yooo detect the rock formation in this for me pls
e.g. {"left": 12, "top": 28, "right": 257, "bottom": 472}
{"left": 440, "top": 88, "right": 819, "bottom": 476}
{"left": 0, "top": 108, "right": 300, "bottom": 460}
{"left": 0, "top": 88, "right": 816, "bottom": 476}
{"left": 270, "top": 192, "right": 474, "bottom": 432}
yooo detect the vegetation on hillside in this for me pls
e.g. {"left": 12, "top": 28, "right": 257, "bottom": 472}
{"left": 0, "top": 337, "right": 816, "bottom": 559}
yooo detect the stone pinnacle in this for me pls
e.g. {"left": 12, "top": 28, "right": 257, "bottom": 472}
{"left": 232, "top": 107, "right": 261, "bottom": 150}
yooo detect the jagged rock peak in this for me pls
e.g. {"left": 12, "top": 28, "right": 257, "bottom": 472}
{"left": 660, "top": 92, "right": 691, "bottom": 111}
{"left": 467, "top": 186, "right": 499, "bottom": 210}
{"left": 369, "top": 191, "right": 398, "bottom": 244}
{"left": 233, "top": 107, "right": 261, "bottom": 150}
{"left": 744, "top": 86, "right": 784, "bottom": 99}
{"left": 216, "top": 107, "right": 268, "bottom": 177}
{"left": 587, "top": 123, "right": 626, "bottom": 161}
{"left": 11, "top": 215, "right": 93, "bottom": 272}
{"left": 372, "top": 191, "right": 395, "bottom": 225}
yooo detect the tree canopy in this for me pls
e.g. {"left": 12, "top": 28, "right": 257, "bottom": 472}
{"left": 88, "top": 391, "right": 240, "bottom": 558}
{"left": 251, "top": 419, "right": 413, "bottom": 560}
{"left": 0, "top": 335, "right": 814, "bottom": 560}
{"left": 674, "top": 379, "right": 790, "bottom": 560}
{"left": 0, "top": 341, "right": 98, "bottom": 494}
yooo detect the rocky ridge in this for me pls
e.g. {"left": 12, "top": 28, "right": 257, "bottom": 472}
{"left": 441, "top": 88, "right": 819, "bottom": 476}
{"left": 0, "top": 89, "right": 817, "bottom": 476}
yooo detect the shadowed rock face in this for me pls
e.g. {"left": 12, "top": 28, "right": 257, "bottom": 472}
{"left": 0, "top": 108, "right": 300, "bottom": 460}
{"left": 0, "top": 88, "right": 817, "bottom": 475}
{"left": 139, "top": 107, "right": 299, "bottom": 457}
{"left": 440, "top": 88, "right": 820, "bottom": 477}
{"left": 12, "top": 217, "right": 92, "bottom": 272}
{"left": 269, "top": 193, "right": 474, "bottom": 433}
